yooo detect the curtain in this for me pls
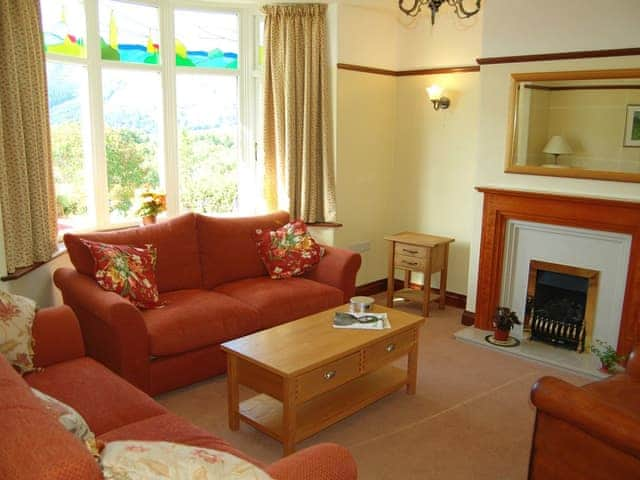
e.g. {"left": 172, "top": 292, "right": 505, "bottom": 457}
{"left": 0, "top": 0, "right": 57, "bottom": 274}
{"left": 263, "top": 4, "right": 336, "bottom": 222}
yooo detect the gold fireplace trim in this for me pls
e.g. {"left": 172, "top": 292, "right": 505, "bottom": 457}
{"left": 524, "top": 260, "right": 599, "bottom": 353}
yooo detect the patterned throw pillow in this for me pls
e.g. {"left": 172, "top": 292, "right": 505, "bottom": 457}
{"left": 255, "top": 220, "right": 322, "bottom": 279}
{"left": 101, "top": 441, "right": 273, "bottom": 480}
{"left": 32, "top": 388, "right": 101, "bottom": 459}
{"left": 0, "top": 291, "right": 36, "bottom": 374}
{"left": 81, "top": 240, "right": 163, "bottom": 309}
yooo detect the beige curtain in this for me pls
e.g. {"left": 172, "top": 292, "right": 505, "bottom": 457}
{"left": 263, "top": 4, "right": 336, "bottom": 222}
{"left": 0, "top": 0, "right": 57, "bottom": 274}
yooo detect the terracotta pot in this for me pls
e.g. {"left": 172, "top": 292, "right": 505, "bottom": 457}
{"left": 142, "top": 215, "right": 156, "bottom": 226}
{"left": 494, "top": 328, "right": 510, "bottom": 341}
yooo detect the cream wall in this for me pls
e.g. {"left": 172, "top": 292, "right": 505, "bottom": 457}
{"left": 334, "top": 69, "right": 399, "bottom": 285}
{"left": 393, "top": 72, "right": 480, "bottom": 294}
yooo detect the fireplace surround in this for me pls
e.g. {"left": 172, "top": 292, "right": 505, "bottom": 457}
{"left": 474, "top": 188, "right": 640, "bottom": 357}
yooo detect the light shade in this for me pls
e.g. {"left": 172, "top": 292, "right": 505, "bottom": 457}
{"left": 426, "top": 85, "right": 444, "bottom": 101}
{"left": 543, "top": 136, "right": 573, "bottom": 155}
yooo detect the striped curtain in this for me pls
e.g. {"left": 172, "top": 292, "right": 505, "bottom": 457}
{"left": 0, "top": 0, "right": 58, "bottom": 274}
{"left": 262, "top": 4, "right": 336, "bottom": 222}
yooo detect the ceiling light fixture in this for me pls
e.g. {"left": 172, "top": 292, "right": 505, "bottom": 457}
{"left": 399, "top": 0, "right": 481, "bottom": 25}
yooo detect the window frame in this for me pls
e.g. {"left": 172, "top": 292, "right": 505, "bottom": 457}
{"left": 44, "top": 0, "right": 264, "bottom": 233}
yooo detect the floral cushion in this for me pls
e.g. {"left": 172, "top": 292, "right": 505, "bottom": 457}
{"left": 101, "top": 441, "right": 273, "bottom": 480}
{"left": 0, "top": 291, "right": 36, "bottom": 373}
{"left": 81, "top": 240, "right": 163, "bottom": 309}
{"left": 32, "top": 388, "right": 101, "bottom": 459}
{"left": 255, "top": 220, "right": 322, "bottom": 279}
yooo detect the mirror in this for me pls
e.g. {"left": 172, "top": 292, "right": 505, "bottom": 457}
{"left": 505, "top": 68, "right": 640, "bottom": 183}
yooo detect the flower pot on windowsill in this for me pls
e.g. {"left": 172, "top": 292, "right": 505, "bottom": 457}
{"left": 142, "top": 215, "right": 157, "bottom": 226}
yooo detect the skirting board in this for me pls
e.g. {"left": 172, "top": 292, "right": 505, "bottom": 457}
{"left": 355, "top": 278, "right": 467, "bottom": 310}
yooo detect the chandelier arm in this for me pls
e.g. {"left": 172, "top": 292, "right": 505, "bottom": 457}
{"left": 399, "top": 0, "right": 427, "bottom": 17}
{"left": 448, "top": 0, "right": 481, "bottom": 18}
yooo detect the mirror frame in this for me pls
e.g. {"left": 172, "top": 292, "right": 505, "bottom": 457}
{"left": 505, "top": 68, "right": 640, "bottom": 183}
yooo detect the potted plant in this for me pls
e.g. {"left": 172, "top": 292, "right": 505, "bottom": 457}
{"left": 493, "top": 307, "right": 521, "bottom": 341}
{"left": 134, "top": 190, "right": 167, "bottom": 225}
{"left": 590, "top": 339, "right": 625, "bottom": 373}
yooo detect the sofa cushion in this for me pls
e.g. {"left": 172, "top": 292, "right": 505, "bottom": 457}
{"left": 143, "top": 289, "right": 260, "bottom": 357}
{"left": 64, "top": 213, "right": 201, "bottom": 293}
{"left": 0, "top": 290, "right": 36, "bottom": 373}
{"left": 25, "top": 357, "right": 167, "bottom": 436}
{"left": 197, "top": 211, "right": 290, "bottom": 289}
{"left": 100, "top": 440, "right": 273, "bottom": 479}
{"left": 97, "top": 412, "right": 262, "bottom": 467}
{"left": 214, "top": 277, "right": 344, "bottom": 330}
{"left": 256, "top": 220, "right": 322, "bottom": 279}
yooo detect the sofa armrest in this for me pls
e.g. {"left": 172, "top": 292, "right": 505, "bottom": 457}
{"left": 32, "top": 305, "right": 85, "bottom": 368}
{"left": 531, "top": 376, "right": 640, "bottom": 458}
{"left": 53, "top": 267, "right": 151, "bottom": 392}
{"left": 304, "top": 246, "right": 361, "bottom": 302}
{"left": 266, "top": 443, "right": 357, "bottom": 480}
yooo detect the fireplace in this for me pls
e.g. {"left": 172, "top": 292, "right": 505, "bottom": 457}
{"left": 524, "top": 260, "right": 599, "bottom": 353}
{"left": 472, "top": 188, "right": 640, "bottom": 357}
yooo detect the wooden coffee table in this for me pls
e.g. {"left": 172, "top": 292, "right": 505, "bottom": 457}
{"left": 221, "top": 304, "right": 425, "bottom": 455}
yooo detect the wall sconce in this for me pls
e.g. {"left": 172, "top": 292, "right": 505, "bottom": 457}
{"left": 426, "top": 85, "right": 450, "bottom": 111}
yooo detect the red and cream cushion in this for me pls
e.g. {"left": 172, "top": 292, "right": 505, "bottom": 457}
{"left": 255, "top": 220, "right": 321, "bottom": 279}
{"left": 81, "top": 240, "right": 163, "bottom": 309}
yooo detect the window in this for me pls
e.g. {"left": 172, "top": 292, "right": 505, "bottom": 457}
{"left": 42, "top": 0, "right": 263, "bottom": 233}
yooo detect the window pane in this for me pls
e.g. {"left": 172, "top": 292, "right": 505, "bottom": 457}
{"left": 174, "top": 10, "right": 238, "bottom": 69}
{"left": 102, "top": 69, "right": 162, "bottom": 223}
{"left": 99, "top": 0, "right": 160, "bottom": 64}
{"left": 41, "top": 0, "right": 87, "bottom": 58}
{"left": 47, "top": 62, "right": 92, "bottom": 233}
{"left": 257, "top": 17, "right": 265, "bottom": 68}
{"left": 177, "top": 75, "right": 239, "bottom": 214}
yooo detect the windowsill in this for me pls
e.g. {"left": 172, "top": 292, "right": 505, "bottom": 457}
{"left": 1, "top": 243, "right": 68, "bottom": 282}
{"left": 307, "top": 222, "right": 343, "bottom": 228}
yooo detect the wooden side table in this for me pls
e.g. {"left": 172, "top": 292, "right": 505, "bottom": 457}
{"left": 385, "top": 232, "right": 454, "bottom": 317}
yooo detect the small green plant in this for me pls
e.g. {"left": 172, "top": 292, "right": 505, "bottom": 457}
{"left": 590, "top": 339, "right": 626, "bottom": 373}
{"left": 493, "top": 307, "right": 521, "bottom": 331}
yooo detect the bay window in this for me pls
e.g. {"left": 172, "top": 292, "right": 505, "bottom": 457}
{"left": 41, "top": 0, "right": 263, "bottom": 234}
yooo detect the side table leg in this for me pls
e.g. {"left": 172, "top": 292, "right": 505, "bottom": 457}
{"left": 422, "top": 252, "right": 432, "bottom": 318}
{"left": 282, "top": 379, "right": 297, "bottom": 456}
{"left": 407, "top": 329, "right": 419, "bottom": 395}
{"left": 439, "top": 243, "right": 450, "bottom": 310}
{"left": 386, "top": 241, "right": 395, "bottom": 307}
{"left": 227, "top": 355, "right": 240, "bottom": 430}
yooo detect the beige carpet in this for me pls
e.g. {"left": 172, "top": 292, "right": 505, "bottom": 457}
{"left": 156, "top": 296, "right": 589, "bottom": 479}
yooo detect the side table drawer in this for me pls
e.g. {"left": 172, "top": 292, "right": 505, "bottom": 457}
{"left": 296, "top": 352, "right": 361, "bottom": 403}
{"left": 395, "top": 254, "right": 426, "bottom": 271}
{"left": 396, "top": 242, "right": 427, "bottom": 258}
{"left": 363, "top": 329, "right": 416, "bottom": 372}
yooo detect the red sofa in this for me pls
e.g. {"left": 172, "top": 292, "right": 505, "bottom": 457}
{"left": 55, "top": 212, "right": 361, "bottom": 395}
{"left": 0, "top": 306, "right": 358, "bottom": 480}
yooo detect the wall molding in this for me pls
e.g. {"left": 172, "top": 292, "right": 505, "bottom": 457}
{"left": 477, "top": 47, "right": 640, "bottom": 65}
{"left": 337, "top": 63, "right": 480, "bottom": 77}
{"left": 355, "top": 278, "right": 466, "bottom": 309}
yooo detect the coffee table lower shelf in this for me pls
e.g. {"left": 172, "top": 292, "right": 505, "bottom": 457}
{"left": 239, "top": 365, "right": 407, "bottom": 444}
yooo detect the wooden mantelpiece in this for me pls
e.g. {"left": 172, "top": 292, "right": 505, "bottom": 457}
{"left": 474, "top": 187, "right": 640, "bottom": 356}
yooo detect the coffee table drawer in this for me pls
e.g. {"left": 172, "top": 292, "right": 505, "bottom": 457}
{"left": 296, "top": 352, "right": 361, "bottom": 403}
{"left": 364, "top": 329, "right": 416, "bottom": 372}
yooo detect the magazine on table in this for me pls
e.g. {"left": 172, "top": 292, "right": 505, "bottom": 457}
{"left": 333, "top": 311, "right": 391, "bottom": 330}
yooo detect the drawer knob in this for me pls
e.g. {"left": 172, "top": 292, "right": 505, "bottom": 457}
{"left": 403, "top": 249, "right": 418, "bottom": 254}
{"left": 386, "top": 343, "right": 396, "bottom": 352}
{"left": 402, "top": 260, "right": 418, "bottom": 266}
{"left": 323, "top": 370, "right": 336, "bottom": 380}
